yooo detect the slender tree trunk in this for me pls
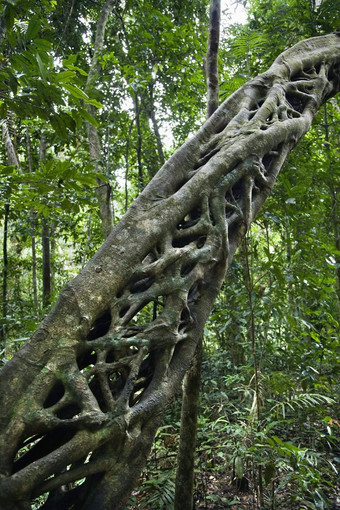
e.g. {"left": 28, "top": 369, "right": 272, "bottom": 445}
{"left": 50, "top": 235, "right": 56, "bottom": 297}
{"left": 149, "top": 108, "right": 165, "bottom": 167}
{"left": 206, "top": 0, "right": 221, "bottom": 118}
{"left": 0, "top": 34, "right": 339, "bottom": 510}
{"left": 1, "top": 118, "right": 20, "bottom": 346}
{"left": 39, "top": 135, "right": 51, "bottom": 309}
{"left": 82, "top": 213, "right": 93, "bottom": 269}
{"left": 42, "top": 220, "right": 51, "bottom": 308}
{"left": 323, "top": 104, "right": 340, "bottom": 316}
{"left": 146, "top": 82, "right": 166, "bottom": 168}
{"left": 1, "top": 119, "right": 20, "bottom": 168}
{"left": 85, "top": 0, "right": 115, "bottom": 239}
{"left": 242, "top": 236, "right": 264, "bottom": 507}
{"left": 134, "top": 93, "right": 144, "bottom": 190}
{"left": 31, "top": 235, "right": 38, "bottom": 312}
{"left": 175, "top": 3, "right": 221, "bottom": 507}
{"left": 124, "top": 118, "right": 135, "bottom": 212}
{"left": 1, "top": 203, "right": 9, "bottom": 347}
{"left": 174, "top": 339, "right": 202, "bottom": 510}
{"left": 26, "top": 127, "right": 39, "bottom": 313}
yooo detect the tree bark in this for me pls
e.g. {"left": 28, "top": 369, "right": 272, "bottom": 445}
{"left": 1, "top": 117, "right": 20, "bottom": 346}
{"left": 0, "top": 34, "right": 339, "bottom": 510}
{"left": 124, "top": 118, "right": 135, "bottom": 212}
{"left": 175, "top": 4, "right": 222, "bottom": 506}
{"left": 85, "top": 0, "right": 115, "bottom": 239}
{"left": 145, "top": 81, "right": 166, "bottom": 168}
{"left": 42, "top": 220, "right": 51, "bottom": 308}
{"left": 174, "top": 339, "right": 202, "bottom": 510}
{"left": 323, "top": 103, "right": 340, "bottom": 317}
{"left": 134, "top": 93, "right": 144, "bottom": 190}
{"left": 39, "top": 136, "right": 51, "bottom": 309}
{"left": 26, "top": 127, "right": 39, "bottom": 313}
{"left": 1, "top": 203, "right": 9, "bottom": 347}
{"left": 206, "top": 0, "right": 221, "bottom": 118}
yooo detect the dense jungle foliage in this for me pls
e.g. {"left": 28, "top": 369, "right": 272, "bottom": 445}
{"left": 0, "top": 0, "right": 339, "bottom": 508}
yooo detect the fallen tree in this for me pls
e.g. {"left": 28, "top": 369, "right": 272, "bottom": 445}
{"left": 0, "top": 32, "right": 339, "bottom": 510}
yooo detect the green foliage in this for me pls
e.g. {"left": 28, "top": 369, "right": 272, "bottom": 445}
{"left": 139, "top": 475, "right": 176, "bottom": 509}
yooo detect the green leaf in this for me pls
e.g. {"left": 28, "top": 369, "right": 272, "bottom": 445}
{"left": 8, "top": 73, "right": 18, "bottom": 95}
{"left": 0, "top": 164, "right": 15, "bottom": 176}
{"left": 58, "top": 112, "right": 76, "bottom": 132}
{"left": 65, "top": 64, "right": 88, "bottom": 76}
{"left": 264, "top": 462, "right": 276, "bottom": 485}
{"left": 85, "top": 98, "right": 103, "bottom": 108}
{"left": 0, "top": 101, "right": 8, "bottom": 119}
{"left": 25, "top": 15, "right": 41, "bottom": 41}
{"left": 63, "top": 83, "right": 88, "bottom": 100}
{"left": 54, "top": 71, "right": 77, "bottom": 83}
{"left": 234, "top": 456, "right": 244, "bottom": 478}
{"left": 4, "top": 4, "right": 15, "bottom": 31}
{"left": 36, "top": 53, "right": 47, "bottom": 82}
{"left": 34, "top": 38, "right": 53, "bottom": 52}
{"left": 63, "top": 54, "right": 77, "bottom": 66}
{"left": 50, "top": 114, "right": 67, "bottom": 139}
{"left": 300, "top": 501, "right": 317, "bottom": 509}
{"left": 78, "top": 107, "right": 99, "bottom": 127}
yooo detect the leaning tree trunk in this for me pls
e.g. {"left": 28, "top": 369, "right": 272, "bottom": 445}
{"left": 0, "top": 33, "right": 339, "bottom": 510}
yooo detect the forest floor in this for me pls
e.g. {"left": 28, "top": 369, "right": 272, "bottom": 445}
{"left": 193, "top": 470, "right": 340, "bottom": 510}
{"left": 129, "top": 454, "right": 340, "bottom": 509}
{"left": 195, "top": 470, "right": 257, "bottom": 509}
{"left": 129, "top": 470, "right": 340, "bottom": 510}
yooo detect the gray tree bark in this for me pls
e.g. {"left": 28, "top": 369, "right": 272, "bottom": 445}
{"left": 175, "top": 2, "right": 221, "bottom": 506}
{"left": 0, "top": 33, "right": 339, "bottom": 510}
{"left": 26, "top": 128, "right": 39, "bottom": 313}
{"left": 206, "top": 0, "right": 221, "bottom": 118}
{"left": 85, "top": 0, "right": 115, "bottom": 239}
{"left": 1, "top": 203, "right": 9, "bottom": 346}
{"left": 1, "top": 117, "right": 20, "bottom": 346}
{"left": 174, "top": 339, "right": 203, "bottom": 510}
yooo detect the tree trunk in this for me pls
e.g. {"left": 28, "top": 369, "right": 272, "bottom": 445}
{"left": 0, "top": 34, "right": 339, "bottom": 510}
{"left": 85, "top": 0, "right": 115, "bottom": 239}
{"left": 1, "top": 117, "right": 20, "bottom": 346}
{"left": 42, "top": 219, "right": 51, "bottom": 308}
{"left": 26, "top": 127, "right": 39, "bottom": 313}
{"left": 1, "top": 117, "right": 20, "bottom": 168}
{"left": 145, "top": 81, "right": 166, "bottom": 168}
{"left": 124, "top": 118, "right": 135, "bottom": 212}
{"left": 175, "top": 3, "right": 221, "bottom": 506}
{"left": 206, "top": 0, "right": 221, "bottom": 118}
{"left": 323, "top": 103, "right": 340, "bottom": 317}
{"left": 174, "top": 339, "right": 202, "bottom": 510}
{"left": 134, "top": 93, "right": 144, "bottom": 190}
{"left": 31, "top": 235, "right": 38, "bottom": 312}
{"left": 39, "top": 136, "right": 51, "bottom": 309}
{"left": 1, "top": 203, "right": 9, "bottom": 347}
